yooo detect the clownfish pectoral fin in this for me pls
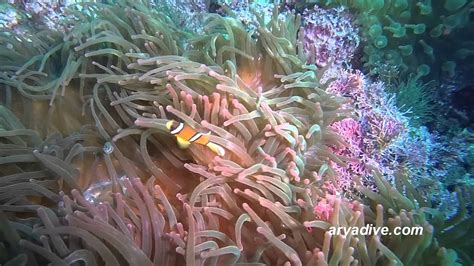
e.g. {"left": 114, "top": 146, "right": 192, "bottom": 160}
{"left": 176, "top": 136, "right": 191, "bottom": 149}
{"left": 206, "top": 142, "right": 225, "bottom": 157}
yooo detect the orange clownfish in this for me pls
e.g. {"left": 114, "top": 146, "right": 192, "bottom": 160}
{"left": 166, "top": 120, "right": 225, "bottom": 157}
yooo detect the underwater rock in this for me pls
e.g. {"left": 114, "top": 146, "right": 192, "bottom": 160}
{"left": 466, "top": 145, "right": 474, "bottom": 167}
{"left": 451, "top": 84, "right": 474, "bottom": 126}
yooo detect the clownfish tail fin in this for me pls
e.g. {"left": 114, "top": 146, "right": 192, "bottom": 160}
{"left": 206, "top": 142, "right": 225, "bottom": 156}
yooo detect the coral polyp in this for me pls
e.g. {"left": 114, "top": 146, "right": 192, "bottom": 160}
{"left": 0, "top": 1, "right": 472, "bottom": 265}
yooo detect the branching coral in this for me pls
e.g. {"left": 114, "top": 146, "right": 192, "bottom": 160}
{"left": 0, "top": 1, "right": 472, "bottom": 265}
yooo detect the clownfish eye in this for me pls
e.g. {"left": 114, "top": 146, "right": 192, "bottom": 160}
{"left": 171, "top": 121, "right": 180, "bottom": 130}
{"left": 166, "top": 120, "right": 181, "bottom": 131}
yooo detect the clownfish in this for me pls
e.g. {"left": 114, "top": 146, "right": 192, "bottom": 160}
{"left": 166, "top": 120, "right": 225, "bottom": 156}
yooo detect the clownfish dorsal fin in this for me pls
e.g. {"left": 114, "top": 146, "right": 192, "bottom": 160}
{"left": 176, "top": 136, "right": 191, "bottom": 149}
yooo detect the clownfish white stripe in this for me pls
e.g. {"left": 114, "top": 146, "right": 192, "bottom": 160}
{"left": 170, "top": 122, "right": 184, "bottom": 135}
{"left": 189, "top": 132, "right": 203, "bottom": 142}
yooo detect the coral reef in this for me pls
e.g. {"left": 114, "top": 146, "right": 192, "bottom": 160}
{"left": 0, "top": 1, "right": 472, "bottom": 265}
{"left": 153, "top": 0, "right": 208, "bottom": 34}
{"left": 312, "top": 0, "right": 474, "bottom": 80}
{"left": 301, "top": 5, "right": 359, "bottom": 67}
{"left": 0, "top": 0, "right": 72, "bottom": 33}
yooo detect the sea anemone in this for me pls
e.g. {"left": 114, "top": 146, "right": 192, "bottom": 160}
{"left": 0, "top": 1, "right": 472, "bottom": 265}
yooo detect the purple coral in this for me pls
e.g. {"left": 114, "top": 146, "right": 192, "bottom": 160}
{"left": 301, "top": 6, "right": 359, "bottom": 67}
{"left": 324, "top": 68, "right": 411, "bottom": 195}
{"left": 4, "top": 0, "right": 71, "bottom": 32}
{"left": 0, "top": 6, "right": 20, "bottom": 29}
